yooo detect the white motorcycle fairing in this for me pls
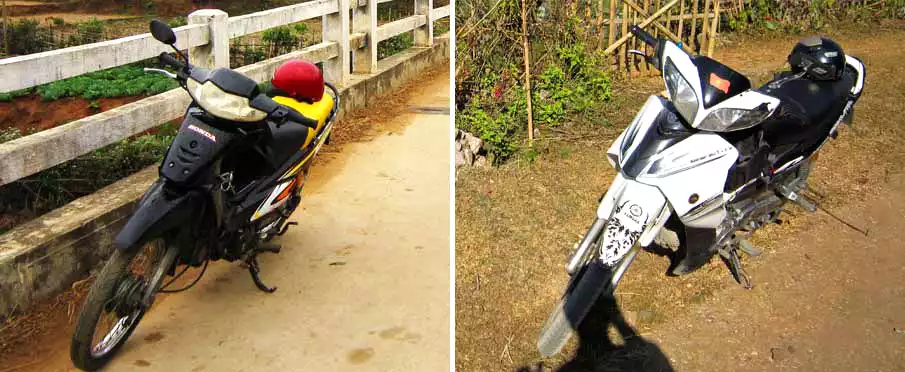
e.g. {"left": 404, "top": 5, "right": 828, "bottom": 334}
{"left": 594, "top": 96, "right": 739, "bottom": 265}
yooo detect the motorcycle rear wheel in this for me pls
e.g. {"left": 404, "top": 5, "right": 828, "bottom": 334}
{"left": 70, "top": 238, "right": 178, "bottom": 371}
{"left": 537, "top": 247, "right": 638, "bottom": 357}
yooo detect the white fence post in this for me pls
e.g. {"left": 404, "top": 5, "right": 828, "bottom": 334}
{"left": 352, "top": 0, "right": 377, "bottom": 73}
{"left": 188, "top": 9, "right": 229, "bottom": 69}
{"left": 323, "top": 0, "right": 351, "bottom": 84}
{"left": 414, "top": 0, "right": 433, "bottom": 47}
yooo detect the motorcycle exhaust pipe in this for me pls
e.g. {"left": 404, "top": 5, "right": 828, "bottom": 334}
{"left": 565, "top": 218, "right": 607, "bottom": 275}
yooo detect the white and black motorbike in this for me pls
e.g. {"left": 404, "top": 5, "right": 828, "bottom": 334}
{"left": 538, "top": 25, "right": 865, "bottom": 356}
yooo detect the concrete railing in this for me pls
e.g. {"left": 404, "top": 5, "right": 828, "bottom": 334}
{"left": 0, "top": 0, "right": 450, "bottom": 186}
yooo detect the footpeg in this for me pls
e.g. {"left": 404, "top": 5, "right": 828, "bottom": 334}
{"left": 738, "top": 239, "right": 761, "bottom": 257}
{"left": 257, "top": 242, "right": 282, "bottom": 254}
{"left": 777, "top": 185, "right": 817, "bottom": 212}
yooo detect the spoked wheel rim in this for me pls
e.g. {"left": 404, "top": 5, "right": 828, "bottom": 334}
{"left": 89, "top": 239, "right": 167, "bottom": 358}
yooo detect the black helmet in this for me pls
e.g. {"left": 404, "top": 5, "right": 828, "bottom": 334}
{"left": 788, "top": 36, "right": 846, "bottom": 81}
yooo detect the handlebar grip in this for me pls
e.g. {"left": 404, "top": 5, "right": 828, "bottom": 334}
{"left": 630, "top": 25, "right": 657, "bottom": 47}
{"left": 286, "top": 109, "right": 319, "bottom": 129}
{"left": 158, "top": 52, "right": 185, "bottom": 70}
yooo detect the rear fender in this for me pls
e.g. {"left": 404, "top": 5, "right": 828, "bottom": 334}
{"left": 113, "top": 180, "right": 203, "bottom": 252}
{"left": 596, "top": 180, "right": 667, "bottom": 265}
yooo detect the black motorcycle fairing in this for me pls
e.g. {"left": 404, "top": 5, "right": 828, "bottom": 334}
{"left": 264, "top": 119, "right": 312, "bottom": 168}
{"left": 692, "top": 56, "right": 752, "bottom": 109}
{"left": 621, "top": 98, "right": 696, "bottom": 178}
{"left": 113, "top": 179, "right": 205, "bottom": 252}
{"left": 161, "top": 112, "right": 238, "bottom": 185}
{"left": 668, "top": 225, "right": 720, "bottom": 276}
{"left": 206, "top": 68, "right": 260, "bottom": 98}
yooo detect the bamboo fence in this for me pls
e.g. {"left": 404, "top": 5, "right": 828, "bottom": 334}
{"left": 568, "top": 0, "right": 742, "bottom": 75}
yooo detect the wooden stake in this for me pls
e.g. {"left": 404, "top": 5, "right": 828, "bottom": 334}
{"left": 521, "top": 0, "right": 534, "bottom": 143}
{"left": 2, "top": 0, "right": 7, "bottom": 56}
{"left": 597, "top": 0, "right": 605, "bottom": 48}
{"left": 609, "top": 0, "right": 617, "bottom": 64}
{"left": 689, "top": 0, "right": 699, "bottom": 50}
{"left": 678, "top": 0, "right": 685, "bottom": 44}
{"left": 701, "top": 0, "right": 711, "bottom": 55}
{"left": 640, "top": 0, "right": 648, "bottom": 75}
{"left": 707, "top": 0, "right": 718, "bottom": 57}
{"left": 620, "top": 1, "right": 628, "bottom": 73}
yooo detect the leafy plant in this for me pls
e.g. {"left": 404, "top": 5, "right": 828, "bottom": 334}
{"left": 0, "top": 128, "right": 22, "bottom": 145}
{"left": 0, "top": 88, "right": 32, "bottom": 102}
{"left": 378, "top": 33, "right": 414, "bottom": 59}
{"left": 35, "top": 65, "right": 178, "bottom": 101}
{"left": 168, "top": 16, "right": 188, "bottom": 28}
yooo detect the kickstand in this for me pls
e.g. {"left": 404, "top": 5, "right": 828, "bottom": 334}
{"left": 720, "top": 248, "right": 753, "bottom": 289}
{"left": 246, "top": 255, "right": 277, "bottom": 293}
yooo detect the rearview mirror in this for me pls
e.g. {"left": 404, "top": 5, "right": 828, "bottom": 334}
{"left": 150, "top": 20, "right": 177, "bottom": 45}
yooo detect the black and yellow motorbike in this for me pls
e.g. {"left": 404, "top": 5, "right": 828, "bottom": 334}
{"left": 70, "top": 20, "right": 338, "bottom": 371}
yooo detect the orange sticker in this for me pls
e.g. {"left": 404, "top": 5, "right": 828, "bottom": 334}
{"left": 709, "top": 73, "right": 731, "bottom": 94}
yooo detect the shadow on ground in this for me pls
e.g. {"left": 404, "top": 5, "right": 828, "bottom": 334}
{"left": 519, "top": 296, "right": 674, "bottom": 372}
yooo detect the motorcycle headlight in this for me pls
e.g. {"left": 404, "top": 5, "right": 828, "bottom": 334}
{"left": 187, "top": 79, "right": 267, "bottom": 122}
{"left": 697, "top": 107, "right": 770, "bottom": 132}
{"left": 664, "top": 59, "right": 699, "bottom": 123}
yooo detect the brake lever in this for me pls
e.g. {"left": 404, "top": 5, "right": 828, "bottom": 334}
{"left": 628, "top": 49, "right": 658, "bottom": 68}
{"left": 143, "top": 68, "right": 178, "bottom": 80}
{"left": 628, "top": 49, "right": 647, "bottom": 58}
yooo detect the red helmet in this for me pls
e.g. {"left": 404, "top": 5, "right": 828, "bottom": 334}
{"left": 271, "top": 60, "right": 324, "bottom": 102}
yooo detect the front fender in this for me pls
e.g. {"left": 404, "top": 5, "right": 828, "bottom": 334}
{"left": 596, "top": 180, "right": 668, "bottom": 265}
{"left": 113, "top": 179, "right": 202, "bottom": 251}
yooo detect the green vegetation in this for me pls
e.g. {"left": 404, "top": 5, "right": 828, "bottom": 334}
{"left": 727, "top": 0, "right": 905, "bottom": 32}
{"left": 34, "top": 65, "right": 179, "bottom": 101}
{"left": 3, "top": 17, "right": 108, "bottom": 56}
{"left": 0, "top": 89, "right": 32, "bottom": 102}
{"left": 0, "top": 64, "right": 179, "bottom": 102}
{"left": 456, "top": 3, "right": 614, "bottom": 162}
{"left": 378, "top": 32, "right": 414, "bottom": 59}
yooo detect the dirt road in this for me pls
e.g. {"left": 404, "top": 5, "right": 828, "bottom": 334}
{"left": 9, "top": 71, "right": 451, "bottom": 371}
{"left": 643, "top": 178, "right": 905, "bottom": 372}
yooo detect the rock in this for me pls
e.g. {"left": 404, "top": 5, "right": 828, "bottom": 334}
{"left": 455, "top": 151, "right": 467, "bottom": 168}
{"left": 770, "top": 345, "right": 795, "bottom": 362}
{"left": 465, "top": 134, "right": 483, "bottom": 154}
{"left": 455, "top": 140, "right": 462, "bottom": 151}
{"left": 463, "top": 146, "right": 474, "bottom": 166}
{"left": 474, "top": 155, "right": 488, "bottom": 168}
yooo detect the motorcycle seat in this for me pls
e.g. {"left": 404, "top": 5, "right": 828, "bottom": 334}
{"left": 272, "top": 89, "right": 335, "bottom": 148}
{"left": 756, "top": 69, "right": 855, "bottom": 146}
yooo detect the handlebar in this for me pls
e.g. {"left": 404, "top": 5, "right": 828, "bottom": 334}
{"left": 630, "top": 25, "right": 657, "bottom": 48}
{"left": 158, "top": 52, "right": 186, "bottom": 71}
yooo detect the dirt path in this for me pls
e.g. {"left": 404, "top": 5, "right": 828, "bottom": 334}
{"left": 4, "top": 71, "right": 450, "bottom": 371}
{"left": 644, "top": 176, "right": 905, "bottom": 372}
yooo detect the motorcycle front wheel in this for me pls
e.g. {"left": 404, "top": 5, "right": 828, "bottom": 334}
{"left": 70, "top": 238, "right": 179, "bottom": 371}
{"left": 537, "top": 246, "right": 638, "bottom": 357}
